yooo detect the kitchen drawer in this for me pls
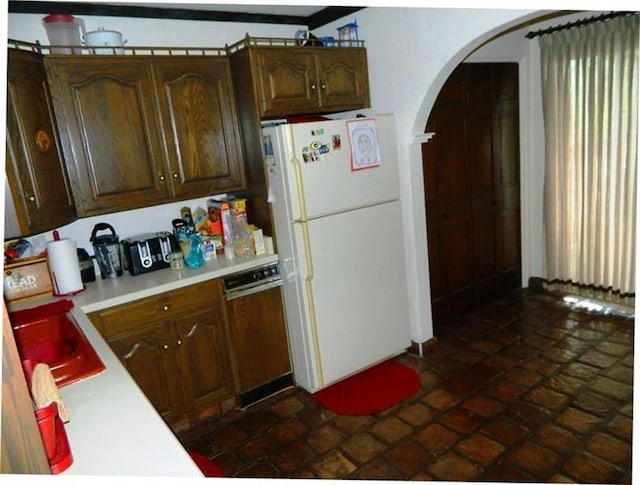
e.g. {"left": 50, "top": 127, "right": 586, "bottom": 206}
{"left": 89, "top": 279, "right": 222, "bottom": 339}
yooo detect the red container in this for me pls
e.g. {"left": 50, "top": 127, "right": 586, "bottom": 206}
{"left": 34, "top": 402, "right": 73, "bottom": 474}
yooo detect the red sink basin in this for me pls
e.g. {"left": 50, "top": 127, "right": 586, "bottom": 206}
{"left": 12, "top": 310, "right": 105, "bottom": 388}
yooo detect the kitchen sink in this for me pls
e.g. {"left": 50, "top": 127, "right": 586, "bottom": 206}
{"left": 12, "top": 310, "right": 105, "bottom": 388}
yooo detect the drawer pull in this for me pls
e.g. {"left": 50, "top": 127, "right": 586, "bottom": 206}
{"left": 163, "top": 344, "right": 169, "bottom": 350}
{"left": 176, "top": 340, "right": 182, "bottom": 346}
{"left": 162, "top": 305, "right": 170, "bottom": 312}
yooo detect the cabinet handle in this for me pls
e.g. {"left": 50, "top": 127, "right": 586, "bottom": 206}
{"left": 176, "top": 339, "right": 182, "bottom": 346}
{"left": 320, "top": 82, "right": 327, "bottom": 90}
{"left": 163, "top": 344, "right": 169, "bottom": 350}
{"left": 162, "top": 305, "right": 170, "bottom": 312}
{"left": 310, "top": 83, "right": 317, "bottom": 91}
{"left": 172, "top": 172, "right": 179, "bottom": 180}
{"left": 28, "top": 195, "right": 36, "bottom": 202}
{"left": 158, "top": 174, "right": 165, "bottom": 181}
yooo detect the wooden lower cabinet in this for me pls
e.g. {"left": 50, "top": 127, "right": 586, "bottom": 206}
{"left": 88, "top": 279, "right": 236, "bottom": 431}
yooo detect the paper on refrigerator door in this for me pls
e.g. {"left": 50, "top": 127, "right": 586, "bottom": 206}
{"left": 264, "top": 134, "right": 279, "bottom": 202}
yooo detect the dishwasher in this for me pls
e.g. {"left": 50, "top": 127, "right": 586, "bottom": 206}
{"left": 222, "top": 261, "right": 293, "bottom": 407}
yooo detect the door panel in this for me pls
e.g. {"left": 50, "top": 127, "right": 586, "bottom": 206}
{"left": 423, "top": 63, "right": 521, "bottom": 332}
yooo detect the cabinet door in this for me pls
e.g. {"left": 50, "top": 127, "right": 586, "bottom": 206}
{"left": 153, "top": 57, "right": 246, "bottom": 198}
{"left": 44, "top": 57, "right": 171, "bottom": 216}
{"left": 227, "top": 287, "right": 291, "bottom": 392}
{"left": 254, "top": 49, "right": 318, "bottom": 117}
{"left": 174, "top": 308, "right": 235, "bottom": 414}
{"left": 108, "top": 323, "right": 183, "bottom": 423}
{"left": 316, "top": 48, "right": 370, "bottom": 112}
{"left": 6, "top": 49, "right": 76, "bottom": 236}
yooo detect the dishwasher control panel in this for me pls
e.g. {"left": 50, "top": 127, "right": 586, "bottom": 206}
{"left": 222, "top": 262, "right": 282, "bottom": 294}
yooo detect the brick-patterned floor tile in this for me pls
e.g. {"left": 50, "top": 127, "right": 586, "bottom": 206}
{"left": 532, "top": 424, "right": 580, "bottom": 454}
{"left": 442, "top": 409, "right": 481, "bottom": 433}
{"left": 415, "top": 423, "right": 460, "bottom": 453}
{"left": 396, "top": 402, "right": 436, "bottom": 426}
{"left": 271, "top": 441, "right": 314, "bottom": 474}
{"left": 269, "top": 395, "right": 306, "bottom": 417}
{"left": 310, "top": 450, "right": 357, "bottom": 478}
{"left": 562, "top": 451, "right": 623, "bottom": 483}
{"left": 340, "top": 432, "right": 386, "bottom": 464}
{"left": 422, "top": 388, "right": 460, "bottom": 411}
{"left": 606, "top": 414, "right": 633, "bottom": 441}
{"left": 481, "top": 415, "right": 529, "bottom": 446}
{"left": 504, "top": 366, "right": 544, "bottom": 387}
{"left": 306, "top": 424, "right": 344, "bottom": 453}
{"left": 578, "top": 349, "right": 619, "bottom": 369}
{"left": 524, "top": 386, "right": 568, "bottom": 410}
{"left": 352, "top": 457, "right": 404, "bottom": 480}
{"left": 509, "top": 441, "right": 560, "bottom": 477}
{"left": 179, "top": 290, "right": 633, "bottom": 482}
{"left": 267, "top": 419, "right": 307, "bottom": 443}
{"left": 428, "top": 451, "right": 483, "bottom": 481}
{"left": 236, "top": 460, "right": 281, "bottom": 478}
{"left": 462, "top": 395, "right": 503, "bottom": 417}
{"left": 555, "top": 407, "right": 601, "bottom": 435}
{"left": 585, "top": 432, "right": 632, "bottom": 465}
{"left": 589, "top": 376, "right": 633, "bottom": 401}
{"left": 455, "top": 433, "right": 505, "bottom": 466}
{"left": 236, "top": 434, "right": 275, "bottom": 461}
{"left": 385, "top": 440, "right": 434, "bottom": 476}
{"left": 370, "top": 416, "right": 413, "bottom": 444}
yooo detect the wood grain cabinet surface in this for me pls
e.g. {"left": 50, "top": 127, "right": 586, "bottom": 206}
{"left": 5, "top": 48, "right": 76, "bottom": 237}
{"left": 88, "top": 279, "right": 235, "bottom": 431}
{"left": 44, "top": 55, "right": 246, "bottom": 217}
{"left": 231, "top": 43, "right": 370, "bottom": 119}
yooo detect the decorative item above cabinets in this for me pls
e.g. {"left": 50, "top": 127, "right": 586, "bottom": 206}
{"left": 6, "top": 48, "right": 77, "bottom": 238}
{"left": 228, "top": 36, "right": 370, "bottom": 119}
{"left": 44, "top": 54, "right": 246, "bottom": 217}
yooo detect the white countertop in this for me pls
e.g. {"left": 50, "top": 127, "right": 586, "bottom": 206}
{"left": 7, "top": 252, "right": 279, "bottom": 478}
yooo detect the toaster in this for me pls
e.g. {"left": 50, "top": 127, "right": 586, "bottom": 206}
{"left": 121, "top": 232, "right": 180, "bottom": 276}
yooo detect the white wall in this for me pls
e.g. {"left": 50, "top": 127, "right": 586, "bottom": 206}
{"left": 9, "top": 6, "right": 598, "bottom": 346}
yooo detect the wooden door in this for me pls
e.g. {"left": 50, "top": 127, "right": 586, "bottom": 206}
{"left": 316, "top": 48, "right": 370, "bottom": 112}
{"left": 152, "top": 57, "right": 246, "bottom": 198}
{"left": 44, "top": 57, "right": 171, "bottom": 216}
{"left": 6, "top": 49, "right": 76, "bottom": 235}
{"left": 226, "top": 286, "right": 291, "bottom": 392}
{"left": 423, "top": 63, "right": 521, "bottom": 332}
{"left": 108, "top": 323, "right": 183, "bottom": 423}
{"left": 174, "top": 308, "right": 235, "bottom": 414}
{"left": 254, "top": 48, "right": 317, "bottom": 117}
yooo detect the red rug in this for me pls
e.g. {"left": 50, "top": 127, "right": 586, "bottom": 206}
{"left": 312, "top": 359, "right": 420, "bottom": 415}
{"left": 188, "top": 451, "right": 225, "bottom": 477}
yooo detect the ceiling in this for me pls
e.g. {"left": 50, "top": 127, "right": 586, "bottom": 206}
{"left": 8, "top": 1, "right": 363, "bottom": 29}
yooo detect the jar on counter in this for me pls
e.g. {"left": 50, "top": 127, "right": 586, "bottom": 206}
{"left": 169, "top": 250, "right": 185, "bottom": 270}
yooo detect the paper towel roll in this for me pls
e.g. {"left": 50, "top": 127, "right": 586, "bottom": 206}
{"left": 47, "top": 239, "right": 84, "bottom": 296}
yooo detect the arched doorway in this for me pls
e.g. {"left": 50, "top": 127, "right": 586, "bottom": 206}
{"left": 422, "top": 62, "right": 521, "bottom": 335}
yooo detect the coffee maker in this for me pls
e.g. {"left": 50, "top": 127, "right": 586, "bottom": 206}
{"left": 90, "top": 223, "right": 123, "bottom": 279}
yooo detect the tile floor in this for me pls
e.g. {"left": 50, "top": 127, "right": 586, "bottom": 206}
{"left": 178, "top": 289, "right": 634, "bottom": 482}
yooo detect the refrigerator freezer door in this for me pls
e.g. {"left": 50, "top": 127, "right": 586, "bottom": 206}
{"left": 300, "top": 199, "right": 410, "bottom": 389}
{"left": 279, "top": 114, "right": 401, "bottom": 221}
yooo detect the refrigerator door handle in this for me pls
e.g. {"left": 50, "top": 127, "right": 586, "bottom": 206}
{"left": 297, "top": 220, "right": 325, "bottom": 387}
{"left": 289, "top": 125, "right": 309, "bottom": 222}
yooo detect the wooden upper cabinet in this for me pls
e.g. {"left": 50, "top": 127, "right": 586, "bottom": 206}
{"left": 44, "top": 57, "right": 171, "bottom": 216}
{"left": 234, "top": 43, "right": 370, "bottom": 119}
{"left": 152, "top": 57, "right": 245, "bottom": 198}
{"left": 5, "top": 49, "right": 76, "bottom": 236}
{"left": 44, "top": 55, "right": 246, "bottom": 217}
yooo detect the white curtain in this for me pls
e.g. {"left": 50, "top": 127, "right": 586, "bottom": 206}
{"left": 540, "top": 14, "right": 639, "bottom": 306}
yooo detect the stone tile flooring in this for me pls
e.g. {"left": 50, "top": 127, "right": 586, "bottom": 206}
{"left": 178, "top": 289, "right": 634, "bottom": 482}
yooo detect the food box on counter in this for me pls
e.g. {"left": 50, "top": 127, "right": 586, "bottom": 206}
{"left": 4, "top": 256, "right": 53, "bottom": 301}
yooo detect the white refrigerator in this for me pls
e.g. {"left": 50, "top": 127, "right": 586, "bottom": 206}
{"left": 264, "top": 114, "right": 410, "bottom": 393}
